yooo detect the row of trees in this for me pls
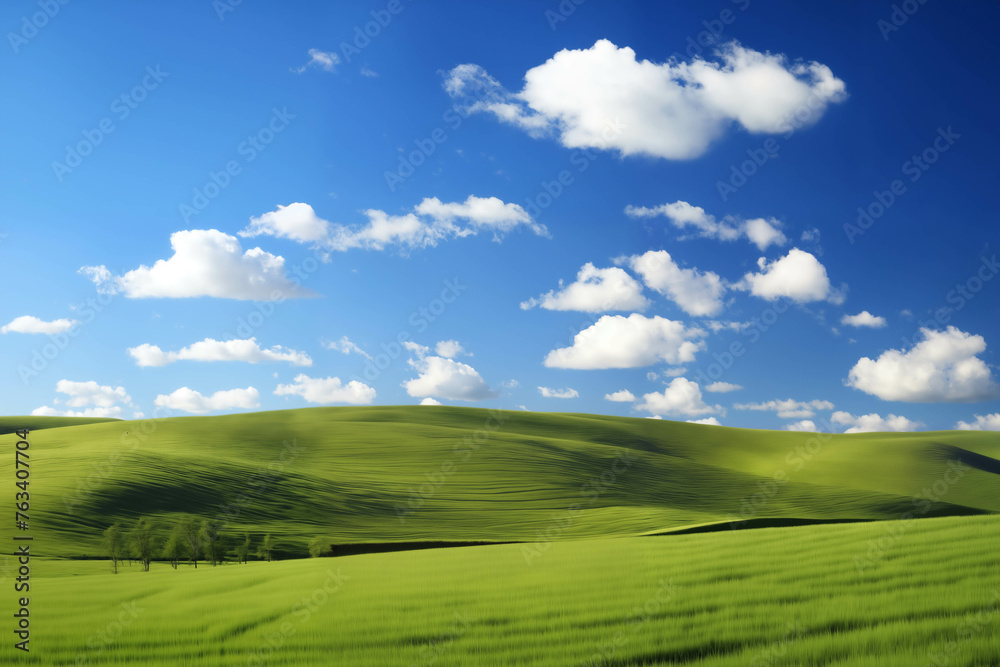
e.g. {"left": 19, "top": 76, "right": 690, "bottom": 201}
{"left": 102, "top": 516, "right": 275, "bottom": 574}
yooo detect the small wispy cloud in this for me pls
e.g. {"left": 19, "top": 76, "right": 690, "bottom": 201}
{"left": 293, "top": 48, "right": 340, "bottom": 74}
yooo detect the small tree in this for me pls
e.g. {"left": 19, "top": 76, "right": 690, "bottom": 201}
{"left": 308, "top": 536, "right": 330, "bottom": 558}
{"left": 199, "top": 520, "right": 229, "bottom": 566}
{"left": 257, "top": 534, "right": 273, "bottom": 562}
{"left": 103, "top": 523, "right": 125, "bottom": 574}
{"left": 177, "top": 516, "right": 200, "bottom": 568}
{"left": 128, "top": 517, "right": 157, "bottom": 572}
{"left": 236, "top": 533, "right": 252, "bottom": 564}
{"left": 162, "top": 522, "right": 185, "bottom": 569}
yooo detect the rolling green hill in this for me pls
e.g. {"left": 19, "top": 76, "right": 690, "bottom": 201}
{"left": 1, "top": 406, "right": 997, "bottom": 558}
{"left": 0, "top": 415, "right": 118, "bottom": 435}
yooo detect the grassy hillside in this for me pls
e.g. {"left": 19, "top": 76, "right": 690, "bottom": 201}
{"left": 0, "top": 415, "right": 118, "bottom": 435}
{"left": 1, "top": 406, "right": 997, "bottom": 558}
{"left": 14, "top": 514, "right": 1000, "bottom": 666}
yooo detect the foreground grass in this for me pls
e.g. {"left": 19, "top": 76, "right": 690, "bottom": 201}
{"left": 9, "top": 514, "right": 999, "bottom": 666}
{"left": 1, "top": 407, "right": 997, "bottom": 558}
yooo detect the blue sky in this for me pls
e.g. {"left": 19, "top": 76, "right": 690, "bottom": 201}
{"left": 2, "top": 0, "right": 998, "bottom": 432}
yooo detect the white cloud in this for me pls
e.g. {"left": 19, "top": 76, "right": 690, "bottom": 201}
{"left": 403, "top": 354, "right": 497, "bottom": 401}
{"left": 55, "top": 380, "right": 131, "bottom": 408}
{"left": 294, "top": 48, "right": 340, "bottom": 74}
{"left": 744, "top": 218, "right": 788, "bottom": 251}
{"left": 841, "top": 311, "right": 887, "bottom": 328}
{"left": 154, "top": 386, "right": 260, "bottom": 414}
{"left": 360, "top": 66, "right": 378, "bottom": 78}
{"left": 330, "top": 209, "right": 432, "bottom": 251}
{"left": 404, "top": 341, "right": 430, "bottom": 356}
{"left": 687, "top": 417, "right": 721, "bottom": 426}
{"left": 627, "top": 201, "right": 736, "bottom": 241}
{"left": 242, "top": 197, "right": 546, "bottom": 254}
{"left": 636, "top": 378, "right": 721, "bottom": 417}
{"left": 704, "top": 320, "right": 748, "bottom": 333}
{"left": 274, "top": 374, "right": 376, "bottom": 405}
{"left": 624, "top": 201, "right": 786, "bottom": 250}
{"left": 738, "top": 248, "right": 844, "bottom": 303}
{"left": 784, "top": 420, "right": 819, "bottom": 432}
{"left": 956, "top": 413, "right": 1000, "bottom": 431}
{"left": 734, "top": 398, "right": 834, "bottom": 419}
{"left": 32, "top": 379, "right": 131, "bottom": 418}
{"left": 323, "top": 336, "right": 373, "bottom": 360}
{"left": 31, "top": 405, "right": 124, "bottom": 418}
{"left": 706, "top": 382, "right": 742, "bottom": 393}
{"left": 538, "top": 386, "right": 579, "bottom": 399}
{"left": 847, "top": 327, "right": 1000, "bottom": 402}
{"left": 435, "top": 340, "right": 470, "bottom": 358}
{"left": 521, "top": 263, "right": 649, "bottom": 313}
{"left": 444, "top": 39, "right": 845, "bottom": 161}
{"left": 544, "top": 314, "right": 705, "bottom": 369}
{"left": 240, "top": 202, "right": 331, "bottom": 243}
{"left": 2, "top": 315, "right": 78, "bottom": 335}
{"left": 414, "top": 196, "right": 548, "bottom": 239}
{"left": 604, "top": 389, "right": 636, "bottom": 403}
{"left": 624, "top": 250, "right": 724, "bottom": 316}
{"left": 80, "top": 230, "right": 314, "bottom": 300}
{"left": 831, "top": 411, "right": 922, "bottom": 434}
{"left": 663, "top": 367, "right": 688, "bottom": 377}
{"left": 128, "top": 338, "right": 311, "bottom": 367}
{"left": 420, "top": 397, "right": 442, "bottom": 406}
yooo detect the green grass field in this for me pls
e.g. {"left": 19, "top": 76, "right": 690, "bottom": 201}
{"left": 0, "top": 408, "right": 997, "bottom": 665}
{"left": 6, "top": 515, "right": 999, "bottom": 666}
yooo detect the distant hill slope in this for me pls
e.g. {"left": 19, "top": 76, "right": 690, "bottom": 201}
{"left": 0, "top": 415, "right": 118, "bottom": 435}
{"left": 1, "top": 407, "right": 997, "bottom": 558}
